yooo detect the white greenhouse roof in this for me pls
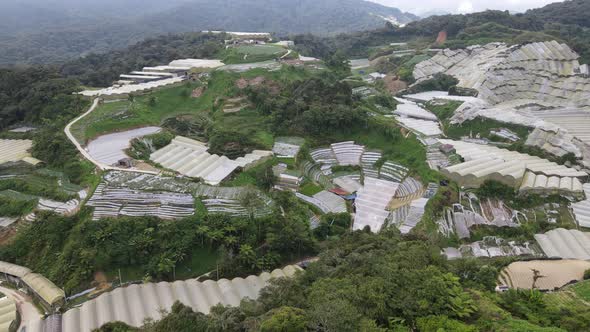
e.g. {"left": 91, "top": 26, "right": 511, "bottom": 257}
{"left": 413, "top": 41, "right": 590, "bottom": 108}
{"left": 150, "top": 136, "right": 272, "bottom": 185}
{"left": 0, "top": 140, "right": 41, "bottom": 166}
{"left": 394, "top": 98, "right": 438, "bottom": 121}
{"left": 79, "top": 77, "right": 185, "bottom": 97}
{"left": 354, "top": 177, "right": 399, "bottom": 232}
{"left": 0, "top": 294, "right": 16, "bottom": 332}
{"left": 535, "top": 228, "right": 590, "bottom": 260}
{"left": 572, "top": 183, "right": 590, "bottom": 228}
{"left": 439, "top": 139, "right": 587, "bottom": 188}
{"left": 87, "top": 127, "right": 161, "bottom": 166}
{"left": 168, "top": 59, "right": 225, "bottom": 69}
{"left": 62, "top": 265, "right": 300, "bottom": 332}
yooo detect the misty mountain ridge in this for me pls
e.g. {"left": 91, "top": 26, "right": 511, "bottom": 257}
{"left": 0, "top": 0, "right": 417, "bottom": 65}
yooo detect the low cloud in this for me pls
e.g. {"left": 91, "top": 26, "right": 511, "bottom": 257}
{"left": 369, "top": 0, "right": 564, "bottom": 15}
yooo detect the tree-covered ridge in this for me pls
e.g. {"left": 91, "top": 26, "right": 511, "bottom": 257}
{"left": 0, "top": 0, "right": 417, "bottom": 65}
{"left": 293, "top": 3, "right": 590, "bottom": 64}
{"left": 525, "top": 0, "right": 590, "bottom": 28}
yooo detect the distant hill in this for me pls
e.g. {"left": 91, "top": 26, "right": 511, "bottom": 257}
{"left": 0, "top": 0, "right": 417, "bottom": 65}
{"left": 294, "top": 0, "right": 590, "bottom": 64}
{"left": 524, "top": 0, "right": 590, "bottom": 28}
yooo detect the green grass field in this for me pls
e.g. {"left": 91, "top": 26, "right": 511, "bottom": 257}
{"left": 571, "top": 280, "right": 590, "bottom": 301}
{"left": 73, "top": 67, "right": 311, "bottom": 146}
{"left": 299, "top": 182, "right": 323, "bottom": 196}
{"left": 314, "top": 117, "right": 441, "bottom": 184}
{"left": 72, "top": 81, "right": 217, "bottom": 142}
{"left": 237, "top": 45, "right": 286, "bottom": 56}
{"left": 222, "top": 45, "right": 288, "bottom": 64}
{"left": 445, "top": 118, "right": 531, "bottom": 142}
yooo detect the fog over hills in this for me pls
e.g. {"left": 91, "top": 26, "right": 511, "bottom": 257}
{"left": 0, "top": 0, "right": 417, "bottom": 65}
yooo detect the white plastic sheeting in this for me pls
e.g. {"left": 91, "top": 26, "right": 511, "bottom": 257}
{"left": 86, "top": 127, "right": 161, "bottom": 166}
{"left": 535, "top": 228, "right": 590, "bottom": 261}
{"left": 520, "top": 171, "right": 584, "bottom": 196}
{"left": 0, "top": 140, "right": 41, "bottom": 166}
{"left": 79, "top": 77, "right": 185, "bottom": 98}
{"left": 150, "top": 136, "right": 272, "bottom": 185}
{"left": 499, "top": 260, "right": 590, "bottom": 291}
{"left": 354, "top": 178, "right": 399, "bottom": 232}
{"left": 394, "top": 98, "right": 442, "bottom": 137}
{"left": 0, "top": 294, "right": 16, "bottom": 331}
{"left": 572, "top": 184, "right": 590, "bottom": 228}
{"left": 61, "top": 265, "right": 301, "bottom": 332}
{"left": 87, "top": 183, "right": 194, "bottom": 221}
{"left": 439, "top": 139, "right": 587, "bottom": 188}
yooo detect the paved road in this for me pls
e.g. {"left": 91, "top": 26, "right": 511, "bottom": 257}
{"left": 63, "top": 98, "right": 159, "bottom": 175}
{"left": 0, "top": 285, "right": 42, "bottom": 331}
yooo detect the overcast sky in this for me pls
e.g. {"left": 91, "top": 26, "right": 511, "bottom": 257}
{"left": 368, "top": 0, "right": 564, "bottom": 15}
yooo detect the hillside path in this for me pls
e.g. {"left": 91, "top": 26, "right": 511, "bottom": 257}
{"left": 64, "top": 98, "right": 159, "bottom": 175}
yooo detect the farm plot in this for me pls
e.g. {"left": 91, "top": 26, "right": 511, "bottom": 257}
{"left": 86, "top": 127, "right": 161, "bottom": 166}
{"left": 87, "top": 182, "right": 195, "bottom": 221}
{"left": 224, "top": 45, "right": 288, "bottom": 64}
{"left": 195, "top": 185, "right": 274, "bottom": 217}
{"left": 97, "top": 171, "right": 274, "bottom": 218}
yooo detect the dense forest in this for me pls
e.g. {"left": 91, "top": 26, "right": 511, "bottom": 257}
{"left": 93, "top": 230, "right": 590, "bottom": 332}
{"left": 0, "top": 190, "right": 320, "bottom": 292}
{"left": 0, "top": 0, "right": 417, "bottom": 65}
{"left": 292, "top": 1, "right": 590, "bottom": 64}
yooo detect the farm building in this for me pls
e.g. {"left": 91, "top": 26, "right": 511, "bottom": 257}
{"left": 0, "top": 261, "right": 64, "bottom": 312}
{"left": 0, "top": 140, "right": 42, "bottom": 166}
{"left": 535, "top": 228, "right": 590, "bottom": 260}
{"left": 499, "top": 260, "right": 590, "bottom": 291}
{"left": 150, "top": 136, "right": 272, "bottom": 185}
{"left": 61, "top": 265, "right": 300, "bottom": 332}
